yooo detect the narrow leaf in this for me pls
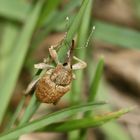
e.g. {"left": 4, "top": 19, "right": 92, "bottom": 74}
{"left": 94, "top": 20, "right": 140, "bottom": 49}
{"left": 38, "top": 0, "right": 62, "bottom": 26}
{"left": 0, "top": 0, "right": 31, "bottom": 22}
{"left": 0, "top": 102, "right": 106, "bottom": 140}
{"left": 0, "top": 22, "right": 19, "bottom": 81}
{"left": 41, "top": 108, "right": 132, "bottom": 132}
{"left": 6, "top": 96, "right": 26, "bottom": 129}
{"left": 58, "top": 0, "right": 90, "bottom": 63}
{"left": 19, "top": 95, "right": 40, "bottom": 126}
{"left": 88, "top": 57, "right": 104, "bottom": 103}
{"left": 71, "top": 0, "right": 92, "bottom": 103}
{"left": 0, "top": 0, "right": 44, "bottom": 124}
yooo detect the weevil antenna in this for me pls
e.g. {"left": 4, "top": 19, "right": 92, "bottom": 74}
{"left": 75, "top": 26, "right": 95, "bottom": 50}
{"left": 49, "top": 17, "right": 70, "bottom": 52}
{"left": 64, "top": 16, "right": 70, "bottom": 38}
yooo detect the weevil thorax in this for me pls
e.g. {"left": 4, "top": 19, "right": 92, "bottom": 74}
{"left": 50, "top": 63, "right": 72, "bottom": 86}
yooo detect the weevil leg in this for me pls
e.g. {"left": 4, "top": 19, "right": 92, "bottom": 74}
{"left": 72, "top": 56, "right": 87, "bottom": 70}
{"left": 72, "top": 73, "right": 76, "bottom": 79}
{"left": 34, "top": 63, "right": 54, "bottom": 69}
{"left": 24, "top": 76, "right": 40, "bottom": 95}
{"left": 49, "top": 45, "right": 60, "bottom": 64}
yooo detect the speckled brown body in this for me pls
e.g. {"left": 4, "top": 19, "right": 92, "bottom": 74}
{"left": 36, "top": 64, "right": 73, "bottom": 104}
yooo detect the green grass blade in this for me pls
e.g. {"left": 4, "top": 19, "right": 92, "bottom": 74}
{"left": 82, "top": 57, "right": 104, "bottom": 117}
{"left": 19, "top": 95, "right": 40, "bottom": 126}
{"left": 86, "top": 55, "right": 131, "bottom": 140}
{"left": 71, "top": 0, "right": 92, "bottom": 103}
{"left": 0, "top": 0, "right": 31, "bottom": 22}
{"left": 0, "top": 22, "right": 19, "bottom": 81}
{"left": 133, "top": 0, "right": 140, "bottom": 20}
{"left": 15, "top": 67, "right": 46, "bottom": 140}
{"left": 58, "top": 0, "right": 90, "bottom": 63}
{"left": 79, "top": 57, "right": 104, "bottom": 140}
{"left": 87, "top": 57, "right": 104, "bottom": 103}
{"left": 38, "top": 0, "right": 62, "bottom": 27}
{"left": 69, "top": 0, "right": 93, "bottom": 139}
{"left": 41, "top": 108, "right": 132, "bottom": 132}
{"left": 94, "top": 20, "right": 140, "bottom": 49}
{"left": 0, "top": 102, "right": 106, "bottom": 140}
{"left": 30, "top": 0, "right": 81, "bottom": 54}
{"left": 6, "top": 96, "right": 26, "bottom": 129}
{"left": 0, "top": 0, "right": 44, "bottom": 124}
{"left": 65, "top": 0, "right": 89, "bottom": 42}
{"left": 85, "top": 57, "right": 104, "bottom": 116}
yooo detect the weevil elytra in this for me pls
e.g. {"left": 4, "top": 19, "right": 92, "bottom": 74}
{"left": 25, "top": 40, "right": 87, "bottom": 105}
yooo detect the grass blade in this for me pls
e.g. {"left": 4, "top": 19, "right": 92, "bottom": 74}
{"left": 41, "top": 108, "right": 132, "bottom": 132}
{"left": 0, "top": 0, "right": 44, "bottom": 124}
{"left": 86, "top": 19, "right": 132, "bottom": 139}
{"left": 0, "top": 0, "right": 31, "bottom": 22}
{"left": 87, "top": 57, "right": 104, "bottom": 103}
{"left": 94, "top": 20, "right": 140, "bottom": 49}
{"left": 6, "top": 96, "right": 26, "bottom": 129}
{"left": 0, "top": 22, "right": 19, "bottom": 81}
{"left": 95, "top": 80, "right": 132, "bottom": 140}
{"left": 30, "top": 0, "right": 81, "bottom": 54}
{"left": 19, "top": 95, "right": 40, "bottom": 126}
{"left": 71, "top": 0, "right": 92, "bottom": 103}
{"left": 0, "top": 102, "right": 106, "bottom": 140}
{"left": 79, "top": 57, "right": 104, "bottom": 140}
{"left": 68, "top": 0, "right": 93, "bottom": 139}
{"left": 82, "top": 57, "right": 104, "bottom": 117}
{"left": 58, "top": 0, "right": 90, "bottom": 63}
{"left": 38, "top": 0, "right": 62, "bottom": 27}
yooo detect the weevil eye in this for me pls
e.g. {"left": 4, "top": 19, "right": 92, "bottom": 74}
{"left": 63, "top": 62, "right": 68, "bottom": 66}
{"left": 63, "top": 62, "right": 72, "bottom": 69}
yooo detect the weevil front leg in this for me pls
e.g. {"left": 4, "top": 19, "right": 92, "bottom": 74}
{"left": 34, "top": 58, "right": 54, "bottom": 69}
{"left": 72, "top": 56, "right": 87, "bottom": 70}
{"left": 25, "top": 61, "right": 55, "bottom": 95}
{"left": 24, "top": 76, "right": 40, "bottom": 95}
{"left": 48, "top": 45, "right": 60, "bottom": 64}
{"left": 25, "top": 44, "right": 60, "bottom": 95}
{"left": 34, "top": 63, "right": 54, "bottom": 69}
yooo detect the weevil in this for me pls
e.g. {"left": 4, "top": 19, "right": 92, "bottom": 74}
{"left": 25, "top": 40, "right": 87, "bottom": 104}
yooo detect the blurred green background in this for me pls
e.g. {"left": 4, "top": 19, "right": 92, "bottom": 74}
{"left": 0, "top": 0, "right": 140, "bottom": 140}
